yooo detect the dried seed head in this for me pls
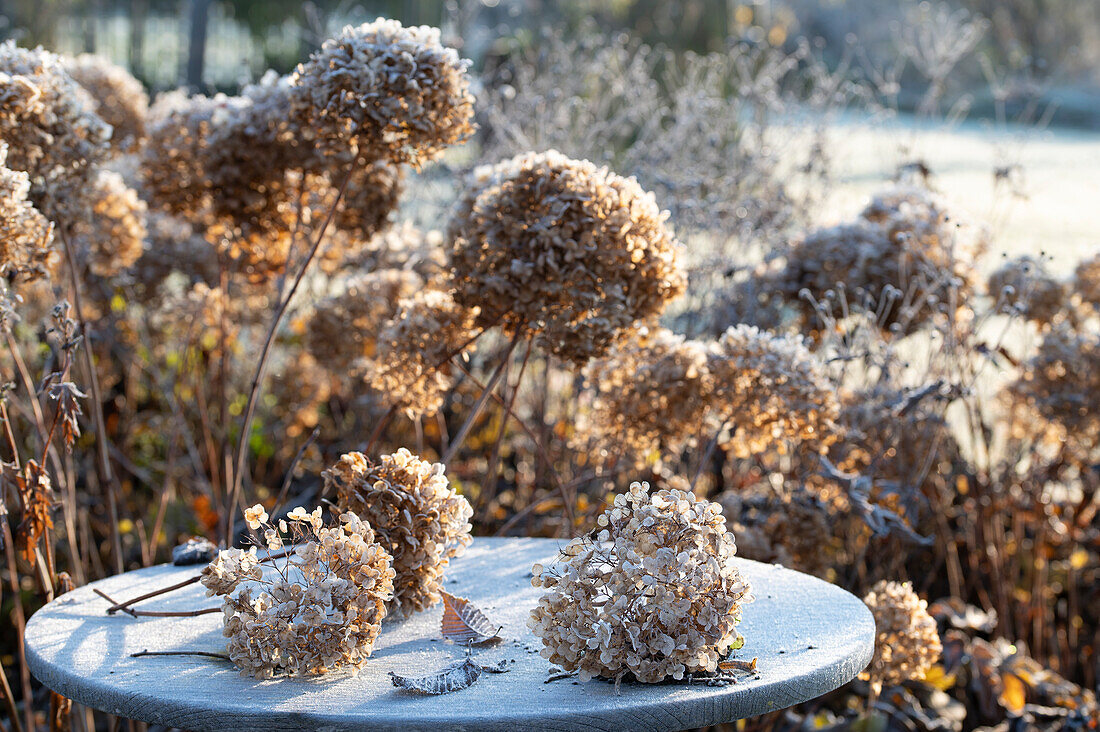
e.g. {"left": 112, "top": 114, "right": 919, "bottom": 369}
{"left": 449, "top": 150, "right": 686, "bottom": 363}
{"left": 774, "top": 186, "right": 980, "bottom": 333}
{"left": 306, "top": 269, "right": 424, "bottom": 372}
{"left": 0, "top": 142, "right": 55, "bottom": 282}
{"left": 579, "top": 327, "right": 712, "bottom": 460}
{"left": 64, "top": 53, "right": 148, "bottom": 153}
{"left": 326, "top": 448, "right": 473, "bottom": 617}
{"left": 0, "top": 42, "right": 111, "bottom": 218}
{"left": 578, "top": 325, "right": 836, "bottom": 462}
{"left": 987, "top": 255, "right": 1066, "bottom": 323}
{"left": 72, "top": 169, "right": 147, "bottom": 277}
{"left": 1074, "top": 253, "right": 1100, "bottom": 311}
{"left": 1003, "top": 326, "right": 1100, "bottom": 460}
{"left": 367, "top": 288, "right": 480, "bottom": 418}
{"left": 529, "top": 481, "right": 752, "bottom": 683}
{"left": 289, "top": 19, "right": 475, "bottom": 166}
{"left": 861, "top": 580, "right": 941, "bottom": 688}
{"left": 708, "top": 325, "right": 838, "bottom": 458}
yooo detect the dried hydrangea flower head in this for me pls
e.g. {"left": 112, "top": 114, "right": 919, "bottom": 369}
{"left": 449, "top": 150, "right": 686, "bottom": 363}
{"left": 140, "top": 89, "right": 227, "bottom": 219}
{"left": 367, "top": 288, "right": 480, "bottom": 418}
{"left": 200, "top": 506, "right": 395, "bottom": 678}
{"left": 0, "top": 42, "right": 111, "bottom": 215}
{"left": 1074, "top": 253, "right": 1100, "bottom": 312}
{"left": 290, "top": 19, "right": 475, "bottom": 166}
{"left": 987, "top": 255, "right": 1066, "bottom": 323}
{"left": 528, "top": 481, "right": 752, "bottom": 683}
{"left": 860, "top": 580, "right": 941, "bottom": 688}
{"left": 579, "top": 327, "right": 712, "bottom": 460}
{"left": 708, "top": 325, "right": 838, "bottom": 458}
{"left": 64, "top": 53, "right": 148, "bottom": 153}
{"left": 72, "top": 169, "right": 146, "bottom": 277}
{"left": 306, "top": 269, "right": 423, "bottom": 372}
{"left": 0, "top": 142, "right": 54, "bottom": 282}
{"left": 775, "top": 185, "right": 979, "bottom": 334}
{"left": 326, "top": 448, "right": 473, "bottom": 617}
{"left": 1003, "top": 326, "right": 1100, "bottom": 459}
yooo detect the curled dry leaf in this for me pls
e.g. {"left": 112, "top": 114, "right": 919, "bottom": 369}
{"left": 389, "top": 657, "right": 509, "bottom": 695}
{"left": 718, "top": 657, "right": 758, "bottom": 673}
{"left": 440, "top": 591, "right": 502, "bottom": 645}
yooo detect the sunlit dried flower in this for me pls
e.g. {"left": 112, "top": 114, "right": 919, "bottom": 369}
{"left": 579, "top": 327, "right": 712, "bottom": 459}
{"left": 861, "top": 580, "right": 941, "bottom": 688}
{"left": 0, "top": 142, "right": 54, "bottom": 282}
{"left": 0, "top": 42, "right": 111, "bottom": 216}
{"left": 306, "top": 269, "right": 423, "bottom": 372}
{"left": 64, "top": 53, "right": 148, "bottom": 152}
{"left": 202, "top": 508, "right": 395, "bottom": 678}
{"left": 529, "top": 481, "right": 752, "bottom": 683}
{"left": 139, "top": 89, "right": 226, "bottom": 218}
{"left": 333, "top": 158, "right": 404, "bottom": 241}
{"left": 1004, "top": 326, "right": 1100, "bottom": 457}
{"left": 708, "top": 325, "right": 838, "bottom": 458}
{"left": 987, "top": 255, "right": 1066, "bottom": 323}
{"left": 367, "top": 288, "right": 480, "bottom": 418}
{"left": 774, "top": 186, "right": 979, "bottom": 333}
{"left": 289, "top": 19, "right": 475, "bottom": 166}
{"left": 449, "top": 150, "right": 685, "bottom": 363}
{"left": 72, "top": 169, "right": 146, "bottom": 277}
{"left": 327, "top": 448, "right": 473, "bottom": 617}
{"left": 1074, "top": 253, "right": 1100, "bottom": 311}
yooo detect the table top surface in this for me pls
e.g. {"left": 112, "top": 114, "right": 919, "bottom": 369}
{"left": 25, "top": 536, "right": 874, "bottom": 732}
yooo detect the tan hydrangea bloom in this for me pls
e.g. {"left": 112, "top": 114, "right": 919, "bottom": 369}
{"left": 528, "top": 481, "right": 752, "bottom": 683}
{"left": 367, "top": 288, "right": 480, "bottom": 418}
{"left": 140, "top": 89, "right": 228, "bottom": 218}
{"left": 775, "top": 186, "right": 980, "bottom": 333}
{"left": 1003, "top": 326, "right": 1100, "bottom": 458}
{"left": 1074, "top": 253, "right": 1100, "bottom": 310}
{"left": 579, "top": 327, "right": 712, "bottom": 458}
{"left": 708, "top": 325, "right": 838, "bottom": 458}
{"left": 65, "top": 53, "right": 148, "bottom": 152}
{"left": 0, "top": 142, "right": 54, "bottom": 282}
{"left": 449, "top": 150, "right": 686, "bottom": 363}
{"left": 290, "top": 19, "right": 475, "bottom": 166}
{"left": 0, "top": 42, "right": 111, "bottom": 215}
{"left": 306, "top": 269, "right": 423, "bottom": 372}
{"left": 861, "top": 580, "right": 941, "bottom": 688}
{"left": 72, "top": 169, "right": 146, "bottom": 277}
{"left": 202, "top": 507, "right": 395, "bottom": 678}
{"left": 987, "top": 255, "right": 1066, "bottom": 323}
{"left": 332, "top": 158, "right": 404, "bottom": 241}
{"left": 326, "top": 448, "right": 473, "bottom": 617}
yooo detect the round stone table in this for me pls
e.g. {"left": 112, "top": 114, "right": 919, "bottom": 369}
{"left": 25, "top": 537, "right": 873, "bottom": 731}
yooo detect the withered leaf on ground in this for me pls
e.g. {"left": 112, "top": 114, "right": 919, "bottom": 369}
{"left": 389, "top": 658, "right": 509, "bottom": 695}
{"left": 440, "top": 591, "right": 502, "bottom": 645}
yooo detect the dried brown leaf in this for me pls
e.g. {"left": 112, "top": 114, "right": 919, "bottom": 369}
{"left": 389, "top": 658, "right": 508, "bottom": 695}
{"left": 440, "top": 591, "right": 502, "bottom": 645}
